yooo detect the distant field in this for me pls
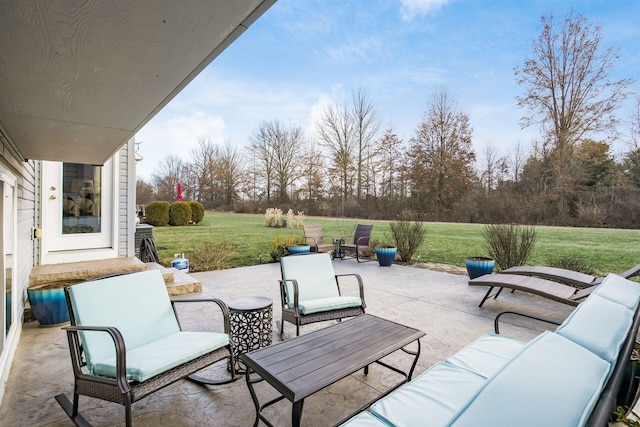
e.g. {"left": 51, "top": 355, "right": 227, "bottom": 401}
{"left": 152, "top": 212, "right": 639, "bottom": 275}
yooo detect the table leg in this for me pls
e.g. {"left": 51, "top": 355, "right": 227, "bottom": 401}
{"left": 245, "top": 368, "right": 261, "bottom": 427}
{"left": 292, "top": 399, "right": 304, "bottom": 427}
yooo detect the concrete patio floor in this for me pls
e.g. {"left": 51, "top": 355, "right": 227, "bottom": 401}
{"left": 0, "top": 260, "right": 576, "bottom": 426}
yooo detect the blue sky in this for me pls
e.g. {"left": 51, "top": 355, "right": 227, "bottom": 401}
{"left": 135, "top": 0, "right": 640, "bottom": 180}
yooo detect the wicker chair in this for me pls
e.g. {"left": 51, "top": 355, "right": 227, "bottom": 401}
{"left": 340, "top": 224, "right": 373, "bottom": 262}
{"left": 302, "top": 224, "right": 335, "bottom": 254}
{"left": 278, "top": 252, "right": 366, "bottom": 337}
{"left": 55, "top": 270, "right": 235, "bottom": 427}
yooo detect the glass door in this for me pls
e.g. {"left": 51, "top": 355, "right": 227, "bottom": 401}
{"left": 1, "top": 174, "right": 16, "bottom": 354}
{"left": 43, "top": 160, "right": 113, "bottom": 252}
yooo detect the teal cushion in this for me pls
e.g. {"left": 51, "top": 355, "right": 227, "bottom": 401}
{"left": 450, "top": 332, "right": 611, "bottom": 427}
{"left": 371, "top": 361, "right": 487, "bottom": 426}
{"left": 556, "top": 294, "right": 632, "bottom": 363}
{"left": 298, "top": 296, "right": 362, "bottom": 315}
{"left": 67, "top": 270, "right": 180, "bottom": 369}
{"left": 447, "top": 333, "right": 526, "bottom": 379}
{"left": 92, "top": 331, "right": 229, "bottom": 382}
{"left": 339, "top": 412, "right": 390, "bottom": 427}
{"left": 281, "top": 253, "right": 340, "bottom": 306}
{"left": 593, "top": 274, "right": 640, "bottom": 310}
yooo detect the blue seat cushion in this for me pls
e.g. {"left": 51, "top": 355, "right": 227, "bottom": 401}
{"left": 556, "top": 294, "right": 633, "bottom": 363}
{"left": 339, "top": 412, "right": 391, "bottom": 427}
{"left": 281, "top": 253, "right": 340, "bottom": 307}
{"left": 92, "top": 331, "right": 229, "bottom": 382}
{"left": 297, "top": 296, "right": 362, "bottom": 315}
{"left": 446, "top": 333, "right": 526, "bottom": 379}
{"left": 592, "top": 274, "right": 640, "bottom": 310}
{"left": 67, "top": 270, "right": 181, "bottom": 368}
{"left": 371, "top": 361, "right": 487, "bottom": 426}
{"left": 450, "top": 332, "right": 611, "bottom": 427}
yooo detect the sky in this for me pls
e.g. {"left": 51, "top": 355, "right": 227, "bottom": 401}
{"left": 135, "top": 0, "right": 640, "bottom": 180}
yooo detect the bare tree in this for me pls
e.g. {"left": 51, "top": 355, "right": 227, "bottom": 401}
{"left": 408, "top": 89, "right": 476, "bottom": 219}
{"left": 215, "top": 141, "right": 243, "bottom": 209}
{"left": 152, "top": 155, "right": 187, "bottom": 202}
{"left": 479, "top": 142, "right": 499, "bottom": 191}
{"left": 190, "top": 138, "right": 218, "bottom": 207}
{"left": 316, "top": 103, "right": 357, "bottom": 215}
{"left": 352, "top": 88, "right": 380, "bottom": 199}
{"left": 515, "top": 10, "right": 632, "bottom": 149}
{"left": 135, "top": 178, "right": 155, "bottom": 205}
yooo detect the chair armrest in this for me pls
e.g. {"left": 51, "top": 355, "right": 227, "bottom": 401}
{"left": 62, "top": 325, "right": 130, "bottom": 394}
{"left": 171, "top": 298, "right": 231, "bottom": 334}
{"left": 335, "top": 273, "right": 366, "bottom": 309}
{"left": 494, "top": 310, "right": 561, "bottom": 334}
{"left": 305, "top": 236, "right": 319, "bottom": 248}
{"left": 355, "top": 236, "right": 370, "bottom": 249}
{"left": 278, "top": 278, "right": 301, "bottom": 316}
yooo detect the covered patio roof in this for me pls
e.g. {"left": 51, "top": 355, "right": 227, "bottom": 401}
{"left": 0, "top": 0, "right": 276, "bottom": 165}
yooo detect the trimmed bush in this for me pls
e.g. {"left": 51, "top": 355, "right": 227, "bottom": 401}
{"left": 188, "top": 242, "right": 237, "bottom": 272}
{"left": 389, "top": 219, "right": 427, "bottom": 262}
{"left": 145, "top": 201, "right": 170, "bottom": 226}
{"left": 169, "top": 201, "right": 192, "bottom": 226}
{"left": 482, "top": 224, "right": 537, "bottom": 271}
{"left": 188, "top": 201, "right": 205, "bottom": 224}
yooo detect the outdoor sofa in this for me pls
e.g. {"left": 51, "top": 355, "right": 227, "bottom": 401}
{"left": 341, "top": 273, "right": 640, "bottom": 426}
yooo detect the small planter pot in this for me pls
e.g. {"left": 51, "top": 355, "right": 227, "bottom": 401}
{"left": 288, "top": 245, "right": 311, "bottom": 255}
{"left": 376, "top": 247, "right": 397, "bottom": 267}
{"left": 27, "top": 287, "right": 70, "bottom": 327}
{"left": 465, "top": 257, "right": 495, "bottom": 279}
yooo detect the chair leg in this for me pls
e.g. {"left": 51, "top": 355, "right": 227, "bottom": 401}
{"left": 296, "top": 323, "right": 300, "bottom": 336}
{"left": 125, "top": 396, "right": 133, "bottom": 427}
{"left": 55, "top": 393, "right": 92, "bottom": 427}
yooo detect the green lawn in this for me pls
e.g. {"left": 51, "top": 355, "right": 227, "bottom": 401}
{"left": 152, "top": 212, "right": 639, "bottom": 276}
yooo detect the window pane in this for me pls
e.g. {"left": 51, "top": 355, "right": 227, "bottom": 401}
{"left": 62, "top": 163, "right": 102, "bottom": 234}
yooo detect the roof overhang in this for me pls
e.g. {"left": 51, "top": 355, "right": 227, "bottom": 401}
{"left": 0, "top": 0, "right": 276, "bottom": 165}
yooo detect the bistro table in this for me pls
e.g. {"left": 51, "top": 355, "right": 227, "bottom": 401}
{"left": 241, "top": 314, "right": 425, "bottom": 427}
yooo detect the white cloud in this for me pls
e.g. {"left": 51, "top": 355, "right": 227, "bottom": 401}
{"left": 400, "top": 0, "right": 454, "bottom": 20}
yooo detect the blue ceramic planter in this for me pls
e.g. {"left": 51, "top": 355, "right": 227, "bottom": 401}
{"left": 288, "top": 245, "right": 311, "bottom": 254}
{"left": 376, "top": 247, "right": 397, "bottom": 267}
{"left": 27, "top": 287, "right": 70, "bottom": 326}
{"left": 465, "top": 257, "right": 495, "bottom": 279}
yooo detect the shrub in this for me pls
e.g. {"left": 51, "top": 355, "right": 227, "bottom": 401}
{"left": 482, "top": 224, "right": 537, "bottom": 271}
{"left": 549, "top": 257, "right": 597, "bottom": 277}
{"left": 269, "top": 235, "right": 298, "bottom": 262}
{"left": 145, "top": 201, "right": 170, "bottom": 226}
{"left": 188, "top": 201, "right": 205, "bottom": 223}
{"left": 389, "top": 219, "right": 427, "bottom": 262}
{"left": 169, "top": 201, "right": 192, "bottom": 226}
{"left": 187, "top": 242, "right": 237, "bottom": 272}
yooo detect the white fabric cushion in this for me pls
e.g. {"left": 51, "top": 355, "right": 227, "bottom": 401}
{"left": 298, "top": 296, "right": 362, "bottom": 315}
{"left": 281, "top": 253, "right": 340, "bottom": 306}
{"left": 592, "top": 273, "right": 640, "bottom": 310}
{"left": 92, "top": 331, "right": 229, "bottom": 382}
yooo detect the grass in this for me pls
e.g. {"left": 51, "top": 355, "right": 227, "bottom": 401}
{"left": 151, "top": 212, "right": 640, "bottom": 276}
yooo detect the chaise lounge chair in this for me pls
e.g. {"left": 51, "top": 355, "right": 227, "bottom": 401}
{"left": 469, "top": 273, "right": 596, "bottom": 307}
{"left": 502, "top": 263, "right": 640, "bottom": 288}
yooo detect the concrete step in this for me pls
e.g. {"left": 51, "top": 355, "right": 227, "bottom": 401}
{"left": 29, "top": 257, "right": 146, "bottom": 289}
{"left": 166, "top": 271, "right": 202, "bottom": 297}
{"left": 144, "top": 262, "right": 175, "bottom": 283}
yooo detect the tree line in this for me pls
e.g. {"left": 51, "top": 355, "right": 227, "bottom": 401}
{"left": 137, "top": 11, "right": 639, "bottom": 229}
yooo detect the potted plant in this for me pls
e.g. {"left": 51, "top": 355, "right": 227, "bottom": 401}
{"left": 375, "top": 242, "right": 397, "bottom": 267}
{"left": 286, "top": 236, "right": 310, "bottom": 254}
{"left": 464, "top": 256, "right": 495, "bottom": 279}
{"left": 27, "top": 281, "right": 71, "bottom": 326}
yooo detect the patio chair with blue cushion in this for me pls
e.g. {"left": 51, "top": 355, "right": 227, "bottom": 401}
{"left": 278, "top": 252, "right": 366, "bottom": 337}
{"left": 54, "top": 270, "right": 235, "bottom": 427}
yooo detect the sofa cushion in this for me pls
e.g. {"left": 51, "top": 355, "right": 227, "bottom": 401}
{"left": 298, "top": 296, "right": 362, "bottom": 315}
{"left": 450, "top": 332, "right": 611, "bottom": 427}
{"left": 340, "top": 412, "right": 390, "bottom": 427}
{"left": 371, "top": 361, "right": 487, "bottom": 427}
{"left": 556, "top": 293, "right": 633, "bottom": 363}
{"left": 281, "top": 253, "right": 340, "bottom": 306}
{"left": 447, "top": 333, "right": 526, "bottom": 379}
{"left": 67, "top": 270, "right": 180, "bottom": 368}
{"left": 592, "top": 274, "right": 640, "bottom": 310}
{"left": 92, "top": 331, "right": 229, "bottom": 382}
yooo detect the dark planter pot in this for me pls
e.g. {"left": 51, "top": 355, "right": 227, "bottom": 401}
{"left": 465, "top": 257, "right": 495, "bottom": 279}
{"left": 288, "top": 245, "right": 311, "bottom": 254}
{"left": 376, "top": 247, "right": 397, "bottom": 267}
{"left": 27, "top": 287, "right": 70, "bottom": 327}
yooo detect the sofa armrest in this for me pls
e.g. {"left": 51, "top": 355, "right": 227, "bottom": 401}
{"left": 335, "top": 273, "right": 366, "bottom": 309}
{"left": 171, "top": 298, "right": 231, "bottom": 334}
{"left": 62, "top": 325, "right": 130, "bottom": 394}
{"left": 494, "top": 310, "right": 561, "bottom": 334}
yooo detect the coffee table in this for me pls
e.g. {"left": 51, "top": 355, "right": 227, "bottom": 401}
{"left": 241, "top": 314, "right": 425, "bottom": 427}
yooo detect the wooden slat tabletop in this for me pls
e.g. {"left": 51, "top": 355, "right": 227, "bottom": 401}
{"left": 241, "top": 314, "right": 425, "bottom": 402}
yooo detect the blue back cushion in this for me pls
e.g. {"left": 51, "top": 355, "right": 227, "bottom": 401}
{"left": 592, "top": 273, "right": 640, "bottom": 310}
{"left": 67, "top": 270, "right": 180, "bottom": 368}
{"left": 280, "top": 253, "right": 339, "bottom": 306}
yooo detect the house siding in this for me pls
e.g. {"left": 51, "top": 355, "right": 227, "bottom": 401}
{"left": 0, "top": 132, "right": 36, "bottom": 404}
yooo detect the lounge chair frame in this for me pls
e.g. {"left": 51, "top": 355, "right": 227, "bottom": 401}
{"left": 470, "top": 273, "right": 595, "bottom": 307}
{"left": 55, "top": 286, "right": 236, "bottom": 427}
{"left": 502, "top": 263, "right": 640, "bottom": 288}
